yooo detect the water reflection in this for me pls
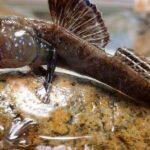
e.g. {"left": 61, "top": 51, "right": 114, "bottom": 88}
{"left": 4, "top": 117, "right": 36, "bottom": 146}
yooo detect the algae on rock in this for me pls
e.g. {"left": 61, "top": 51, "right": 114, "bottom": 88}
{"left": 0, "top": 70, "right": 149, "bottom": 150}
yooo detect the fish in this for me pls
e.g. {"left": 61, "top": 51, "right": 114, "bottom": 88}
{"left": 0, "top": 0, "right": 149, "bottom": 106}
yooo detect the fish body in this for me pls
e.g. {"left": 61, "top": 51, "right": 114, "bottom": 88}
{"left": 0, "top": 0, "right": 149, "bottom": 105}
{"left": 28, "top": 21, "right": 150, "bottom": 105}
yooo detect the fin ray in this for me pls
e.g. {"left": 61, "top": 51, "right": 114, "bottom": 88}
{"left": 67, "top": 9, "right": 90, "bottom": 31}
{"left": 48, "top": 0, "right": 109, "bottom": 48}
{"left": 71, "top": 15, "right": 99, "bottom": 33}
{"left": 115, "top": 48, "right": 150, "bottom": 80}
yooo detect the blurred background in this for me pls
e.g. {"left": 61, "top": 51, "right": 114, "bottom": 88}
{"left": 0, "top": 0, "right": 150, "bottom": 57}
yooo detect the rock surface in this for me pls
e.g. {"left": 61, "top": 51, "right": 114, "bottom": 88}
{"left": 0, "top": 69, "right": 149, "bottom": 150}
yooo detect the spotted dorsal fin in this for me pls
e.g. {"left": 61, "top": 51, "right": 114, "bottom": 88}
{"left": 115, "top": 48, "right": 150, "bottom": 80}
{"left": 48, "top": 0, "right": 109, "bottom": 48}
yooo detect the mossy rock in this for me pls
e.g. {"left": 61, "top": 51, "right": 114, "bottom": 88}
{"left": 0, "top": 69, "right": 149, "bottom": 150}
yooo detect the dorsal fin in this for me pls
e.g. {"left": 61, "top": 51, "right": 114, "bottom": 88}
{"left": 48, "top": 0, "right": 109, "bottom": 48}
{"left": 115, "top": 48, "right": 150, "bottom": 80}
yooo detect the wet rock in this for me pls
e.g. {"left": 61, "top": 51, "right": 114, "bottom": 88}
{"left": 0, "top": 70, "right": 149, "bottom": 150}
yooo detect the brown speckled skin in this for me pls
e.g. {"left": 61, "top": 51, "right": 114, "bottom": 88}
{"left": 0, "top": 17, "right": 150, "bottom": 106}
{"left": 27, "top": 20, "right": 150, "bottom": 106}
{"left": 0, "top": 17, "right": 52, "bottom": 68}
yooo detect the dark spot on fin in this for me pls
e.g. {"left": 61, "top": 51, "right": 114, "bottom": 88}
{"left": 115, "top": 47, "right": 150, "bottom": 80}
{"left": 48, "top": 0, "right": 109, "bottom": 48}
